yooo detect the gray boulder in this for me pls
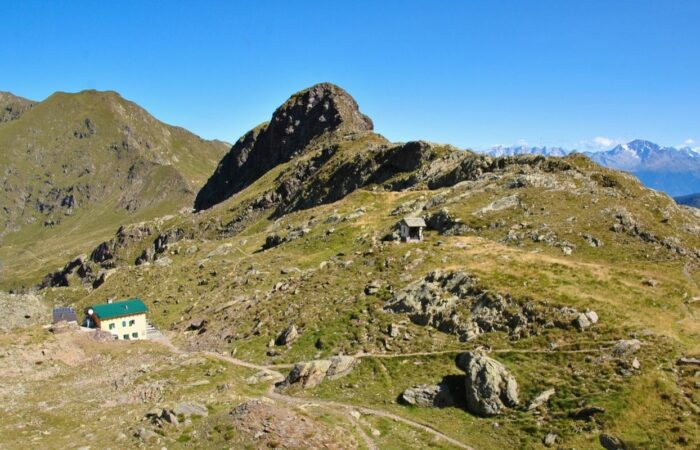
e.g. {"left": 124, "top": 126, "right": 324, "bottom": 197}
{"left": 543, "top": 432, "right": 558, "bottom": 447}
{"left": 600, "top": 433, "right": 627, "bottom": 450}
{"left": 284, "top": 360, "right": 332, "bottom": 388}
{"left": 276, "top": 324, "right": 299, "bottom": 346}
{"left": 401, "top": 384, "right": 454, "bottom": 408}
{"left": 573, "top": 310, "right": 598, "bottom": 330}
{"left": 173, "top": 402, "right": 208, "bottom": 418}
{"left": 612, "top": 339, "right": 641, "bottom": 357}
{"left": 283, "top": 355, "right": 358, "bottom": 388}
{"left": 456, "top": 352, "right": 519, "bottom": 416}
{"left": 326, "top": 356, "right": 356, "bottom": 379}
{"left": 245, "top": 370, "right": 280, "bottom": 385}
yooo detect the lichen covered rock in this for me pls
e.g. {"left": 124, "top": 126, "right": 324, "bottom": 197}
{"left": 456, "top": 351, "right": 519, "bottom": 416}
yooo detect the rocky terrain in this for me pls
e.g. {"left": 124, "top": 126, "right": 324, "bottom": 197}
{"left": 1, "top": 83, "right": 700, "bottom": 449}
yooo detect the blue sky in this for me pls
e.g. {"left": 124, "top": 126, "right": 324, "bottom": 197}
{"left": 1, "top": 1, "right": 698, "bottom": 151}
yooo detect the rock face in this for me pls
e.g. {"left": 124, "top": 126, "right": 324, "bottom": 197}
{"left": 194, "top": 83, "right": 374, "bottom": 210}
{"left": 401, "top": 384, "right": 455, "bottom": 408}
{"left": 456, "top": 352, "right": 519, "bottom": 416}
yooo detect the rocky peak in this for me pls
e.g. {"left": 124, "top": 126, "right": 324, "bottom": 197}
{"left": 268, "top": 83, "right": 373, "bottom": 151}
{"left": 194, "top": 83, "right": 374, "bottom": 210}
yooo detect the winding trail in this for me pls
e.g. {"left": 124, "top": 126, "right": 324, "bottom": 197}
{"left": 202, "top": 349, "right": 474, "bottom": 450}
{"left": 264, "top": 345, "right": 614, "bottom": 370}
{"left": 156, "top": 335, "right": 618, "bottom": 450}
{"left": 155, "top": 336, "right": 474, "bottom": 449}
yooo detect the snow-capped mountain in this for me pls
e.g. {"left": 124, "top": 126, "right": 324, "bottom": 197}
{"left": 584, "top": 140, "right": 700, "bottom": 196}
{"left": 584, "top": 140, "right": 700, "bottom": 172}
{"left": 481, "top": 140, "right": 700, "bottom": 197}
{"left": 485, "top": 145, "right": 570, "bottom": 157}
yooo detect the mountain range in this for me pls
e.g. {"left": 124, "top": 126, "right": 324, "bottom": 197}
{"left": 1, "top": 84, "right": 699, "bottom": 449}
{"left": 484, "top": 140, "right": 700, "bottom": 197}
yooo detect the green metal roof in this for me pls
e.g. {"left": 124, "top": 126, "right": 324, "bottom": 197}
{"left": 92, "top": 298, "right": 148, "bottom": 320}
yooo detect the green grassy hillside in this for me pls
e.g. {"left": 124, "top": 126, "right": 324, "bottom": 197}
{"left": 0, "top": 90, "right": 228, "bottom": 288}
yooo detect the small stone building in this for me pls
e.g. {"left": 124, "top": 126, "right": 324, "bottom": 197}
{"left": 87, "top": 298, "right": 149, "bottom": 340}
{"left": 52, "top": 306, "right": 77, "bottom": 324}
{"left": 398, "top": 217, "right": 426, "bottom": 242}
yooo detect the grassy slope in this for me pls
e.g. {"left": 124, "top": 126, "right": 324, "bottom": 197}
{"left": 38, "top": 149, "right": 700, "bottom": 448}
{"left": 0, "top": 90, "right": 228, "bottom": 288}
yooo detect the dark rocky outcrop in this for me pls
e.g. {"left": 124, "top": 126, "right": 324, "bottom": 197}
{"left": 194, "top": 83, "right": 374, "bottom": 210}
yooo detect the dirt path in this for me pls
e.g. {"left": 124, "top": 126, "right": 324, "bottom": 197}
{"left": 158, "top": 337, "right": 474, "bottom": 450}
{"left": 201, "top": 349, "right": 473, "bottom": 449}
{"left": 262, "top": 345, "right": 613, "bottom": 371}
{"left": 158, "top": 335, "right": 615, "bottom": 450}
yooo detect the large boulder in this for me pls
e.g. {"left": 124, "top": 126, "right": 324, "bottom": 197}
{"left": 401, "top": 384, "right": 454, "bottom": 408}
{"left": 283, "top": 355, "right": 357, "bottom": 389}
{"left": 275, "top": 324, "right": 299, "bottom": 346}
{"left": 326, "top": 356, "right": 356, "bottom": 379}
{"left": 284, "top": 360, "right": 333, "bottom": 389}
{"left": 456, "top": 352, "right": 519, "bottom": 416}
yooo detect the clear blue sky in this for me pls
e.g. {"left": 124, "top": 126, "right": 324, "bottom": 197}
{"left": 1, "top": 1, "right": 698, "bottom": 151}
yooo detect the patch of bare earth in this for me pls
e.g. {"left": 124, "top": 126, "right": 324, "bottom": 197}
{"left": 231, "top": 398, "right": 359, "bottom": 449}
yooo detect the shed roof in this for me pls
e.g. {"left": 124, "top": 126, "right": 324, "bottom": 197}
{"left": 400, "top": 217, "right": 427, "bottom": 228}
{"left": 92, "top": 298, "right": 148, "bottom": 320}
{"left": 53, "top": 307, "right": 77, "bottom": 323}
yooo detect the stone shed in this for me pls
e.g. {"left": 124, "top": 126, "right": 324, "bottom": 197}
{"left": 398, "top": 217, "right": 426, "bottom": 242}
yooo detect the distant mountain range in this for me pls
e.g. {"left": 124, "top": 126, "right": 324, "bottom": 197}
{"left": 486, "top": 145, "right": 569, "bottom": 158}
{"left": 483, "top": 139, "right": 700, "bottom": 198}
